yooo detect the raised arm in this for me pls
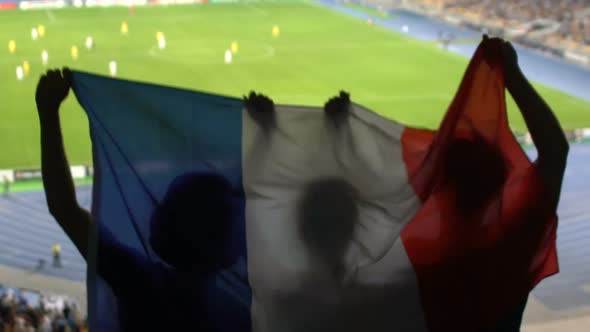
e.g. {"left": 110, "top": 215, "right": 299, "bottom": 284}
{"left": 499, "top": 39, "right": 569, "bottom": 210}
{"left": 36, "top": 69, "right": 91, "bottom": 259}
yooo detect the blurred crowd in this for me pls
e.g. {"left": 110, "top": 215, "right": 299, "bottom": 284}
{"left": 0, "top": 291, "right": 86, "bottom": 332}
{"left": 414, "top": 0, "right": 590, "bottom": 50}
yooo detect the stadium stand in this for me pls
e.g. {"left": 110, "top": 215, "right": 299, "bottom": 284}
{"left": 410, "top": 0, "right": 590, "bottom": 52}
{"left": 348, "top": 0, "right": 590, "bottom": 65}
{"left": 438, "top": 1, "right": 589, "bottom": 45}
{"left": 0, "top": 285, "right": 86, "bottom": 332}
{"left": 325, "top": 0, "right": 590, "bottom": 102}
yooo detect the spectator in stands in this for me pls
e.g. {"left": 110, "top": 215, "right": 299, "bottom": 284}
{"left": 52, "top": 313, "right": 69, "bottom": 332}
{"left": 36, "top": 69, "right": 255, "bottom": 331}
{"left": 39, "top": 313, "right": 52, "bottom": 332}
{"left": 475, "top": 35, "right": 569, "bottom": 331}
{"left": 17, "top": 293, "right": 27, "bottom": 308}
{"left": 12, "top": 314, "right": 27, "bottom": 332}
{"left": 38, "top": 294, "right": 46, "bottom": 312}
{"left": 417, "top": 0, "right": 590, "bottom": 49}
{"left": 0, "top": 304, "right": 8, "bottom": 332}
{"left": 0, "top": 285, "right": 85, "bottom": 332}
{"left": 298, "top": 177, "right": 358, "bottom": 281}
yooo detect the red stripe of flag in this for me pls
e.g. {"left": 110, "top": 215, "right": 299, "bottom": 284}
{"left": 401, "top": 39, "right": 558, "bottom": 331}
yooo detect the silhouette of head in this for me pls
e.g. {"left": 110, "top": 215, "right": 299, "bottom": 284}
{"left": 298, "top": 178, "right": 359, "bottom": 274}
{"left": 149, "top": 173, "right": 236, "bottom": 273}
{"left": 446, "top": 137, "right": 507, "bottom": 214}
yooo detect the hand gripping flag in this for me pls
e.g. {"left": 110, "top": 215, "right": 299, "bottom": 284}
{"left": 72, "top": 39, "right": 557, "bottom": 332}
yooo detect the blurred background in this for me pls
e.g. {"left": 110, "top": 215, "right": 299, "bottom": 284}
{"left": 0, "top": 0, "right": 589, "bottom": 331}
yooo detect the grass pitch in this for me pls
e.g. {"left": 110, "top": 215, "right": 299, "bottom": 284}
{"left": 1, "top": 1, "right": 589, "bottom": 168}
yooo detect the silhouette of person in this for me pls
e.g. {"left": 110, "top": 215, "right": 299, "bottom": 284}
{"left": 479, "top": 36, "right": 569, "bottom": 331}
{"left": 445, "top": 136, "right": 508, "bottom": 217}
{"left": 96, "top": 172, "right": 246, "bottom": 331}
{"left": 268, "top": 173, "right": 419, "bottom": 332}
{"left": 295, "top": 52, "right": 569, "bottom": 331}
{"left": 245, "top": 92, "right": 401, "bottom": 331}
{"left": 297, "top": 178, "right": 358, "bottom": 281}
{"left": 263, "top": 94, "right": 425, "bottom": 332}
{"left": 35, "top": 69, "right": 259, "bottom": 331}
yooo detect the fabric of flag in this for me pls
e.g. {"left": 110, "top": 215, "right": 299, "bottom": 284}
{"left": 72, "top": 39, "right": 558, "bottom": 332}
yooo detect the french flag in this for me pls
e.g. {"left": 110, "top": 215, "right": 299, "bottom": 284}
{"left": 72, "top": 39, "right": 557, "bottom": 332}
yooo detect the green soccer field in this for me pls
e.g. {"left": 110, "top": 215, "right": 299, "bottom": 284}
{"left": 1, "top": 1, "right": 589, "bottom": 169}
